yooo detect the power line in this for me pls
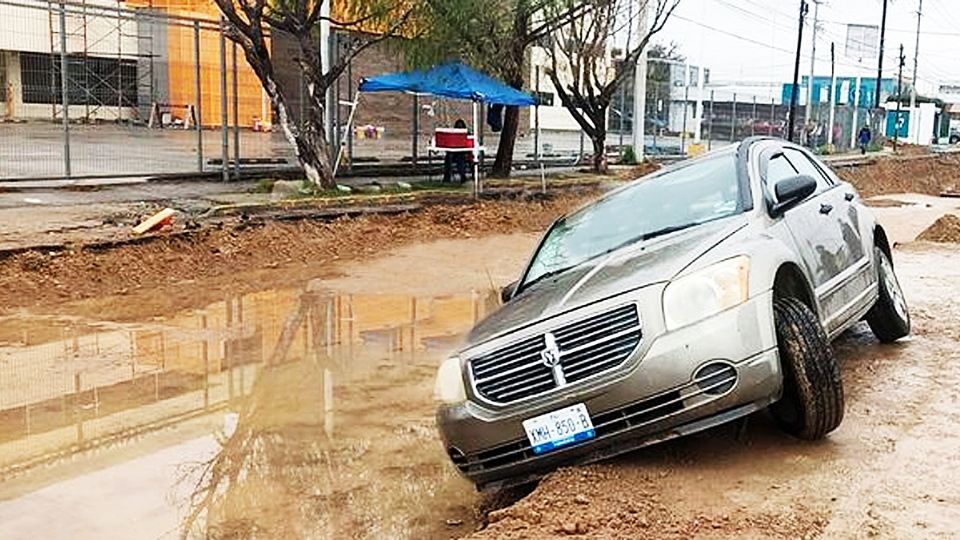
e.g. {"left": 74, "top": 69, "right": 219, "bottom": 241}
{"left": 672, "top": 12, "right": 902, "bottom": 76}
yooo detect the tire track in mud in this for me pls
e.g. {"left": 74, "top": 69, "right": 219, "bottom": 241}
{"left": 467, "top": 244, "right": 960, "bottom": 539}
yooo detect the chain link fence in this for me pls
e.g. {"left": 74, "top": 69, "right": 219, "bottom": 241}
{"left": 0, "top": 2, "right": 900, "bottom": 182}
{"left": 0, "top": 0, "right": 293, "bottom": 181}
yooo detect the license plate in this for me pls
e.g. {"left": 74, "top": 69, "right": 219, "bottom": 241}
{"left": 522, "top": 403, "right": 595, "bottom": 455}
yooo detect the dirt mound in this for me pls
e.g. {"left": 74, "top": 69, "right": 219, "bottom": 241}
{"left": 917, "top": 214, "right": 960, "bottom": 243}
{"left": 0, "top": 191, "right": 599, "bottom": 315}
{"left": 835, "top": 154, "right": 960, "bottom": 198}
{"left": 469, "top": 466, "right": 828, "bottom": 539}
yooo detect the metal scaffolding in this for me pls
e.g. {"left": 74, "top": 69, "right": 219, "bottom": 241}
{"left": 46, "top": 0, "right": 154, "bottom": 122}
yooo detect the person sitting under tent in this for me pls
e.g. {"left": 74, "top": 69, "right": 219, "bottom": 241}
{"left": 443, "top": 119, "right": 469, "bottom": 184}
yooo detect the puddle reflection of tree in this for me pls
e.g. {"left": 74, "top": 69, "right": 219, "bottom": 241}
{"left": 181, "top": 289, "right": 340, "bottom": 539}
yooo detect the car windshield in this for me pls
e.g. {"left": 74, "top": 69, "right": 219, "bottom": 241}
{"left": 521, "top": 150, "right": 743, "bottom": 288}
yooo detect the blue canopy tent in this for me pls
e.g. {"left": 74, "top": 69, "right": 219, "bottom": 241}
{"left": 338, "top": 62, "right": 536, "bottom": 192}
{"left": 359, "top": 62, "right": 536, "bottom": 106}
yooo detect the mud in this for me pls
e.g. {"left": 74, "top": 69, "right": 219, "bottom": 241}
{"left": 917, "top": 214, "right": 960, "bottom": 243}
{"left": 2, "top": 159, "right": 960, "bottom": 538}
{"left": 0, "top": 234, "right": 542, "bottom": 539}
{"left": 470, "top": 243, "right": 960, "bottom": 540}
{"left": 0, "top": 191, "right": 596, "bottom": 317}
{"left": 835, "top": 153, "right": 960, "bottom": 198}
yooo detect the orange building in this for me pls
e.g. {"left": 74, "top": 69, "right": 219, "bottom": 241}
{"left": 121, "top": 0, "right": 385, "bottom": 128}
{"left": 121, "top": 0, "right": 268, "bottom": 127}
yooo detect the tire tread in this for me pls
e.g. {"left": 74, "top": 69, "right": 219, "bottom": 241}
{"left": 772, "top": 297, "right": 844, "bottom": 440}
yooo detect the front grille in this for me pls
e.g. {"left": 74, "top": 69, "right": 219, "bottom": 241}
{"left": 453, "top": 366, "right": 739, "bottom": 475}
{"left": 469, "top": 304, "right": 642, "bottom": 404}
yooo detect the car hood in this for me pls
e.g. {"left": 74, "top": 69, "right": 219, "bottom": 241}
{"left": 464, "top": 216, "right": 749, "bottom": 348}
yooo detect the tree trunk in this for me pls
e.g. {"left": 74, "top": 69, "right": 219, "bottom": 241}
{"left": 224, "top": 28, "right": 337, "bottom": 190}
{"left": 591, "top": 131, "right": 608, "bottom": 174}
{"left": 491, "top": 105, "right": 520, "bottom": 178}
{"left": 266, "top": 77, "right": 336, "bottom": 190}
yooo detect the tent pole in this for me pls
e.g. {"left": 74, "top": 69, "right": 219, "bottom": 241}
{"left": 473, "top": 101, "right": 480, "bottom": 196}
{"left": 334, "top": 92, "right": 362, "bottom": 178}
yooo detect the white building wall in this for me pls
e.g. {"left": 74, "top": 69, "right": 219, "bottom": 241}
{"left": 0, "top": 0, "right": 138, "bottom": 56}
{"left": 0, "top": 0, "right": 141, "bottom": 121}
{"left": 0, "top": 4, "right": 50, "bottom": 54}
{"left": 528, "top": 46, "right": 606, "bottom": 132}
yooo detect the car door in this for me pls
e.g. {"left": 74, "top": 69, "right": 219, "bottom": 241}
{"left": 783, "top": 147, "right": 873, "bottom": 331}
{"left": 759, "top": 146, "right": 848, "bottom": 329}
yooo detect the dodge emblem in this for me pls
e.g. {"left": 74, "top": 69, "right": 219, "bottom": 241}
{"left": 540, "top": 332, "right": 562, "bottom": 368}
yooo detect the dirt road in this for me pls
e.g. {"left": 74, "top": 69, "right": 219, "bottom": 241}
{"left": 1, "top": 161, "right": 959, "bottom": 538}
{"left": 471, "top": 241, "right": 960, "bottom": 540}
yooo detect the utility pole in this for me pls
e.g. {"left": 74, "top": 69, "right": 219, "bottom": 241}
{"left": 632, "top": 4, "right": 648, "bottom": 162}
{"left": 618, "top": 0, "right": 634, "bottom": 157}
{"left": 876, "top": 0, "right": 889, "bottom": 109}
{"left": 694, "top": 65, "right": 705, "bottom": 143}
{"left": 788, "top": 0, "right": 809, "bottom": 143}
{"left": 805, "top": 0, "right": 821, "bottom": 126}
{"left": 911, "top": 0, "right": 923, "bottom": 110}
{"left": 828, "top": 42, "right": 836, "bottom": 146}
{"left": 895, "top": 44, "right": 904, "bottom": 151}
{"left": 681, "top": 63, "right": 689, "bottom": 154}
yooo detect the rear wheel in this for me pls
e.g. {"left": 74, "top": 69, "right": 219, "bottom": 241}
{"left": 770, "top": 298, "right": 844, "bottom": 440}
{"left": 865, "top": 247, "right": 911, "bottom": 343}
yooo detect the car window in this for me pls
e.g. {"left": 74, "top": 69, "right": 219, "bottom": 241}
{"left": 784, "top": 148, "right": 832, "bottom": 191}
{"left": 521, "top": 151, "right": 742, "bottom": 288}
{"left": 763, "top": 153, "right": 798, "bottom": 203}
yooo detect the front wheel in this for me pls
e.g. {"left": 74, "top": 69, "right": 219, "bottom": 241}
{"left": 865, "top": 247, "right": 911, "bottom": 343}
{"left": 770, "top": 298, "right": 845, "bottom": 440}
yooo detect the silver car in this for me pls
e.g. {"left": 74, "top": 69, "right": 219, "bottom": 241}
{"left": 434, "top": 138, "right": 910, "bottom": 490}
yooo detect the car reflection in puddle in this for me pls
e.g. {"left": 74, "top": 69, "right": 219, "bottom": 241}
{"left": 0, "top": 284, "right": 499, "bottom": 539}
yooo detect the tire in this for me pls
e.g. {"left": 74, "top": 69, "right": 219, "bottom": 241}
{"left": 770, "top": 298, "right": 845, "bottom": 440}
{"left": 865, "top": 247, "right": 911, "bottom": 343}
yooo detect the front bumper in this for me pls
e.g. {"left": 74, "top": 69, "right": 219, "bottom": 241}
{"left": 437, "top": 291, "right": 782, "bottom": 490}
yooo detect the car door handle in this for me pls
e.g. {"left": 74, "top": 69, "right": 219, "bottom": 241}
{"left": 844, "top": 192, "right": 855, "bottom": 202}
{"left": 820, "top": 203, "right": 834, "bottom": 215}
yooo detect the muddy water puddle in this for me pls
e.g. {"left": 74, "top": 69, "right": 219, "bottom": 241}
{"left": 0, "top": 280, "right": 498, "bottom": 538}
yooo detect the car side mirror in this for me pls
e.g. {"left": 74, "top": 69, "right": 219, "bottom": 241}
{"left": 771, "top": 174, "right": 817, "bottom": 216}
{"left": 500, "top": 281, "right": 518, "bottom": 303}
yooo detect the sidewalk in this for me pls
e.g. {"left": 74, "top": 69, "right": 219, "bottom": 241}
{"left": 0, "top": 168, "right": 613, "bottom": 252}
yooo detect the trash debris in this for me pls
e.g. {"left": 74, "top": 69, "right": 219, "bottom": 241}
{"left": 132, "top": 207, "right": 176, "bottom": 235}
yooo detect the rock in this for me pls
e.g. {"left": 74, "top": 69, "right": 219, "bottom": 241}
{"left": 561, "top": 521, "right": 577, "bottom": 534}
{"left": 444, "top": 518, "right": 463, "bottom": 527}
{"left": 397, "top": 181, "right": 413, "bottom": 190}
{"left": 575, "top": 521, "right": 589, "bottom": 534}
{"left": 574, "top": 494, "right": 590, "bottom": 505}
{"left": 337, "top": 185, "right": 353, "bottom": 193}
{"left": 355, "top": 184, "right": 382, "bottom": 193}
{"left": 271, "top": 179, "right": 304, "bottom": 198}
{"left": 487, "top": 508, "right": 509, "bottom": 523}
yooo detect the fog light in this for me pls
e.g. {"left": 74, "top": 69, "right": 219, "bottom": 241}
{"left": 694, "top": 362, "right": 737, "bottom": 395}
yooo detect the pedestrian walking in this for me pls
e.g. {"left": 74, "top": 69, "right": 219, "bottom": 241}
{"left": 857, "top": 125, "right": 872, "bottom": 154}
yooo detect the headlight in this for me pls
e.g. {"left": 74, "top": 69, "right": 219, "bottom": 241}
{"left": 663, "top": 255, "right": 750, "bottom": 331}
{"left": 433, "top": 356, "right": 466, "bottom": 404}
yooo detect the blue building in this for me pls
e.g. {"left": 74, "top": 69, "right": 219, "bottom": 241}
{"left": 781, "top": 76, "right": 897, "bottom": 109}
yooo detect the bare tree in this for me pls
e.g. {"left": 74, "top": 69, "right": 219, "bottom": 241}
{"left": 544, "top": 0, "right": 679, "bottom": 173}
{"left": 212, "top": 0, "right": 421, "bottom": 189}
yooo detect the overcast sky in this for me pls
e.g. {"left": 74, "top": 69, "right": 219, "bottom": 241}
{"left": 650, "top": 0, "right": 959, "bottom": 96}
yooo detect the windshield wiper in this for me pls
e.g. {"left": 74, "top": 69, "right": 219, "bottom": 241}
{"left": 519, "top": 266, "right": 574, "bottom": 293}
{"left": 518, "top": 221, "right": 708, "bottom": 294}
{"left": 639, "top": 221, "right": 702, "bottom": 241}
{"left": 594, "top": 221, "right": 700, "bottom": 260}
